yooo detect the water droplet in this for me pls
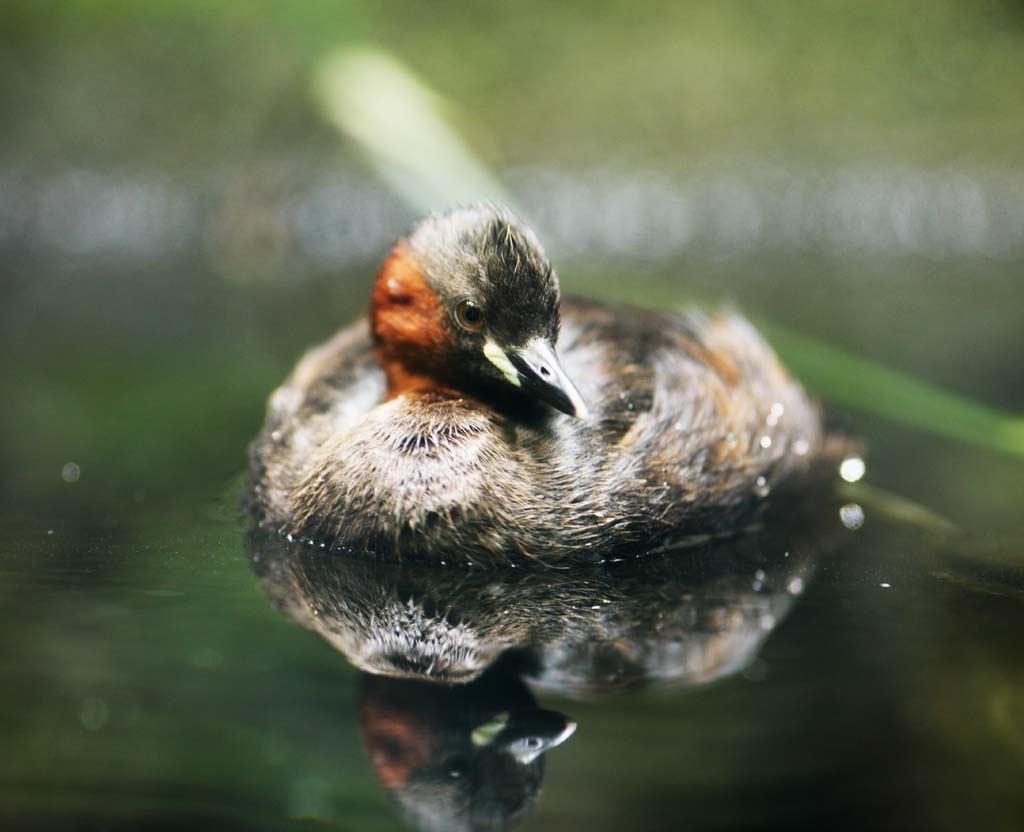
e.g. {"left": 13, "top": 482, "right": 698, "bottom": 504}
{"left": 754, "top": 476, "right": 770, "bottom": 497}
{"left": 759, "top": 613, "right": 776, "bottom": 630}
{"left": 787, "top": 577, "right": 804, "bottom": 595}
{"left": 754, "top": 569, "right": 766, "bottom": 581}
{"left": 793, "top": 438, "right": 810, "bottom": 456}
{"left": 766, "top": 402, "right": 785, "bottom": 426}
{"left": 839, "top": 456, "right": 866, "bottom": 483}
{"left": 759, "top": 435, "right": 773, "bottom": 449}
{"left": 270, "top": 430, "right": 283, "bottom": 443}
{"left": 880, "top": 582, "right": 892, "bottom": 589}
{"left": 286, "top": 533, "right": 294, "bottom": 542}
{"left": 61, "top": 462, "right": 80, "bottom": 483}
{"left": 839, "top": 502, "right": 865, "bottom": 530}
{"left": 752, "top": 579, "right": 763, "bottom": 592}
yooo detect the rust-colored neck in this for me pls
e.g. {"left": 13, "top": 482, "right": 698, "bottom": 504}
{"left": 370, "top": 243, "right": 453, "bottom": 397}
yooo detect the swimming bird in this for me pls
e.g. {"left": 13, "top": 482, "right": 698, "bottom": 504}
{"left": 248, "top": 204, "right": 833, "bottom": 566}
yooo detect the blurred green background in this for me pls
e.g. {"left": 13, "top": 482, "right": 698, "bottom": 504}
{"left": 2, "top": 0, "right": 1023, "bottom": 528}
{"left": 1, "top": 1, "right": 1023, "bottom": 829}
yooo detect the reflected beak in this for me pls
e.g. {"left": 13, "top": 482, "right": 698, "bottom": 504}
{"left": 507, "top": 340, "right": 589, "bottom": 419}
{"left": 475, "top": 708, "right": 578, "bottom": 764}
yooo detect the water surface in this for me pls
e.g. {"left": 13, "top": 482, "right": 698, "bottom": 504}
{"left": 3, "top": 248, "right": 1023, "bottom": 830}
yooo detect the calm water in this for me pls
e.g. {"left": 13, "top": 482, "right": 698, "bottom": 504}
{"left": 4, "top": 4, "right": 1024, "bottom": 827}
{"left": 2, "top": 240, "right": 1023, "bottom": 831}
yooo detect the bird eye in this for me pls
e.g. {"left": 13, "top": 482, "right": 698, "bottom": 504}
{"left": 455, "top": 300, "right": 485, "bottom": 331}
{"left": 445, "top": 755, "right": 470, "bottom": 779}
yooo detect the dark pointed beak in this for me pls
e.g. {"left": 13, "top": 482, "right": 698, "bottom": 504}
{"left": 507, "top": 340, "right": 589, "bottom": 419}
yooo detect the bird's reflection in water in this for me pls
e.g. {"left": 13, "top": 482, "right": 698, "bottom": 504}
{"left": 359, "top": 661, "right": 575, "bottom": 832}
{"left": 249, "top": 494, "right": 845, "bottom": 830}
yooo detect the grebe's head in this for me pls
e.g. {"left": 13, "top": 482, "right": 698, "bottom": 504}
{"left": 370, "top": 204, "right": 588, "bottom": 418}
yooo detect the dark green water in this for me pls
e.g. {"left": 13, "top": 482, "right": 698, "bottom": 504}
{"left": 2, "top": 250, "right": 1023, "bottom": 831}
{"left": 3, "top": 3, "right": 1024, "bottom": 828}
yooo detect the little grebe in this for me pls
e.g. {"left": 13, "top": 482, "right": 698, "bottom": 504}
{"left": 249, "top": 204, "right": 832, "bottom": 566}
